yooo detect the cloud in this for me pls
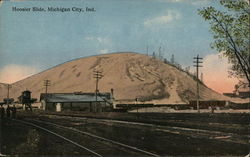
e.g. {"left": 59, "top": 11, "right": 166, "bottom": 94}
{"left": 169, "top": 0, "right": 185, "bottom": 2}
{"left": 156, "top": 0, "right": 184, "bottom": 2}
{"left": 144, "top": 10, "right": 181, "bottom": 28}
{"left": 1, "top": 0, "right": 25, "bottom": 6}
{"left": 157, "top": 0, "right": 210, "bottom": 6}
{"left": 85, "top": 36, "right": 111, "bottom": 45}
{"left": 99, "top": 49, "right": 109, "bottom": 54}
{"left": 85, "top": 36, "right": 112, "bottom": 54}
{"left": 190, "top": 0, "right": 210, "bottom": 6}
{"left": 0, "top": 64, "right": 40, "bottom": 84}
{"left": 201, "top": 53, "right": 238, "bottom": 93}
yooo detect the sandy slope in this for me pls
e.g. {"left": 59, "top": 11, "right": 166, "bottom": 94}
{"left": 0, "top": 83, "right": 9, "bottom": 100}
{"left": 0, "top": 52, "right": 229, "bottom": 104}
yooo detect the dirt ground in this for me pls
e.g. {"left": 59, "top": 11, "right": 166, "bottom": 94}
{"left": 0, "top": 118, "right": 96, "bottom": 156}
{"left": 1, "top": 110, "right": 249, "bottom": 156}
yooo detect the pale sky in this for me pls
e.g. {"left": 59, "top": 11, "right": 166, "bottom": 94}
{"left": 0, "top": 0, "right": 238, "bottom": 93}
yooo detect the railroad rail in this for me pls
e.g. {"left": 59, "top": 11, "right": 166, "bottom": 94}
{"left": 14, "top": 119, "right": 103, "bottom": 157}
{"left": 13, "top": 119, "right": 161, "bottom": 157}
{"left": 30, "top": 119, "right": 160, "bottom": 157}
{"left": 41, "top": 114, "right": 249, "bottom": 145}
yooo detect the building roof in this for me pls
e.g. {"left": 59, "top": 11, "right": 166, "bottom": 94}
{"left": 236, "top": 82, "right": 250, "bottom": 93}
{"left": 40, "top": 93, "right": 110, "bottom": 103}
{"left": 22, "top": 90, "right": 31, "bottom": 93}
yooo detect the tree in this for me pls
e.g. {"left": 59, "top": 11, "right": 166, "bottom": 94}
{"left": 164, "top": 58, "right": 168, "bottom": 64}
{"left": 198, "top": 0, "right": 250, "bottom": 86}
{"left": 152, "top": 51, "right": 156, "bottom": 58}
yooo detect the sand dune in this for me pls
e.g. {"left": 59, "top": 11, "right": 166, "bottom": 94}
{"left": 0, "top": 52, "right": 229, "bottom": 104}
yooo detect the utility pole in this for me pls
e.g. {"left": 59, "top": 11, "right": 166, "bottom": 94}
{"left": 43, "top": 79, "right": 51, "bottom": 94}
{"left": 193, "top": 55, "right": 203, "bottom": 113}
{"left": 158, "top": 46, "right": 162, "bottom": 60}
{"left": 171, "top": 54, "right": 175, "bottom": 64}
{"left": 146, "top": 45, "right": 149, "bottom": 56}
{"left": 93, "top": 69, "right": 103, "bottom": 112}
{"left": 7, "top": 84, "right": 11, "bottom": 99}
{"left": 135, "top": 98, "right": 139, "bottom": 119}
{"left": 6, "top": 84, "right": 11, "bottom": 105}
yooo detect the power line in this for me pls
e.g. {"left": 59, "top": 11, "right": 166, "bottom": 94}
{"left": 193, "top": 54, "right": 203, "bottom": 113}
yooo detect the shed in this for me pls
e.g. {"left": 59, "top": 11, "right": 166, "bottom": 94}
{"left": 40, "top": 92, "right": 112, "bottom": 112}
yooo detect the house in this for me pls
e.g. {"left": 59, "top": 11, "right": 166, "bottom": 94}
{"left": 234, "top": 82, "right": 250, "bottom": 98}
{"left": 40, "top": 92, "right": 113, "bottom": 112}
{"left": 237, "top": 87, "right": 250, "bottom": 98}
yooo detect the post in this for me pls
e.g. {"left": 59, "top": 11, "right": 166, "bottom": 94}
{"left": 158, "top": 46, "right": 161, "bottom": 59}
{"left": 7, "top": 85, "right": 9, "bottom": 105}
{"left": 146, "top": 45, "right": 149, "bottom": 56}
{"left": 193, "top": 55, "right": 203, "bottom": 113}
{"left": 135, "top": 98, "right": 139, "bottom": 119}
{"left": 196, "top": 62, "right": 199, "bottom": 113}
{"left": 43, "top": 79, "right": 51, "bottom": 94}
{"left": 7, "top": 84, "right": 10, "bottom": 99}
{"left": 93, "top": 69, "right": 103, "bottom": 112}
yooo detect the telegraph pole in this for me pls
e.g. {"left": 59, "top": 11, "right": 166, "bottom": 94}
{"left": 193, "top": 55, "right": 203, "bottom": 113}
{"left": 6, "top": 84, "right": 11, "bottom": 105}
{"left": 93, "top": 69, "right": 103, "bottom": 112}
{"left": 158, "top": 46, "right": 162, "bottom": 59}
{"left": 43, "top": 79, "right": 51, "bottom": 94}
{"left": 146, "top": 45, "right": 149, "bottom": 56}
{"left": 7, "top": 84, "right": 11, "bottom": 99}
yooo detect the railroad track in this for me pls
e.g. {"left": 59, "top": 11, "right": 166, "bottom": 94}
{"left": 13, "top": 119, "right": 160, "bottom": 157}
{"left": 40, "top": 114, "right": 249, "bottom": 145}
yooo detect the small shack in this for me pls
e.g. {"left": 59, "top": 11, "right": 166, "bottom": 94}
{"left": 40, "top": 92, "right": 112, "bottom": 112}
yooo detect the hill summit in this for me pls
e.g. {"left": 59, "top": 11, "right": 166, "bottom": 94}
{"left": 0, "top": 52, "right": 228, "bottom": 104}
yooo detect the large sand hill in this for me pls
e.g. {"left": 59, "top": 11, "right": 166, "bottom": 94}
{"left": 0, "top": 52, "right": 229, "bottom": 104}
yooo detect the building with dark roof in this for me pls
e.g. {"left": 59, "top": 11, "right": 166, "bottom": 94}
{"left": 40, "top": 92, "right": 113, "bottom": 112}
{"left": 234, "top": 81, "right": 250, "bottom": 98}
{"left": 189, "top": 100, "right": 232, "bottom": 109}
